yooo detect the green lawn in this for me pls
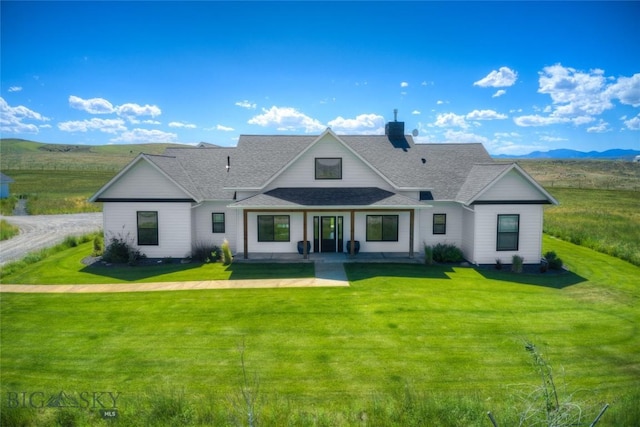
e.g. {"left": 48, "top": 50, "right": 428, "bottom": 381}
{"left": 1, "top": 236, "right": 639, "bottom": 426}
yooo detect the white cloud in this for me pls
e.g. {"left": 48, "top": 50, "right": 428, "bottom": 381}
{"left": 0, "top": 97, "right": 49, "bottom": 134}
{"left": 216, "top": 124, "right": 234, "bottom": 131}
{"left": 142, "top": 119, "right": 161, "bottom": 125}
{"left": 110, "top": 128, "right": 178, "bottom": 143}
{"left": 411, "top": 110, "right": 421, "bottom": 115}
{"left": 328, "top": 113, "right": 385, "bottom": 135}
{"left": 538, "top": 64, "right": 612, "bottom": 116}
{"left": 400, "top": 82, "right": 409, "bottom": 88}
{"left": 586, "top": 120, "right": 611, "bottom": 133}
{"left": 8, "top": 86, "right": 23, "bottom": 92}
{"left": 116, "top": 103, "right": 161, "bottom": 118}
{"left": 624, "top": 113, "right": 640, "bottom": 130}
{"left": 68, "top": 96, "right": 162, "bottom": 120}
{"left": 539, "top": 135, "right": 568, "bottom": 142}
{"left": 248, "top": 106, "right": 325, "bottom": 133}
{"left": 492, "top": 89, "right": 506, "bottom": 98}
{"left": 494, "top": 132, "right": 521, "bottom": 139}
{"left": 433, "top": 112, "right": 468, "bottom": 128}
{"left": 513, "top": 114, "right": 570, "bottom": 127}
{"left": 58, "top": 118, "right": 127, "bottom": 134}
{"left": 235, "top": 100, "right": 257, "bottom": 109}
{"left": 443, "top": 129, "right": 489, "bottom": 144}
{"left": 466, "top": 109, "right": 507, "bottom": 120}
{"left": 168, "top": 121, "right": 196, "bottom": 129}
{"left": 473, "top": 67, "right": 518, "bottom": 87}
{"left": 69, "top": 95, "right": 114, "bottom": 114}
{"left": 606, "top": 73, "right": 640, "bottom": 107}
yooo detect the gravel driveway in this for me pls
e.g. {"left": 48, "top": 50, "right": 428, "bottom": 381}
{"left": 0, "top": 213, "right": 103, "bottom": 266}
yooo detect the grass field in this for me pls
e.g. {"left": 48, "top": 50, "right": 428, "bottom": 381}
{"left": 544, "top": 188, "right": 640, "bottom": 266}
{"left": 1, "top": 236, "right": 639, "bottom": 426}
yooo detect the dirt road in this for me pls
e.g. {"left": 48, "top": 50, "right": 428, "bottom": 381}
{"left": 0, "top": 213, "right": 102, "bottom": 266}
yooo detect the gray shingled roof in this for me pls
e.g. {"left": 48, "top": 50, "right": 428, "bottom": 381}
{"left": 134, "top": 133, "right": 508, "bottom": 204}
{"left": 456, "top": 163, "right": 513, "bottom": 204}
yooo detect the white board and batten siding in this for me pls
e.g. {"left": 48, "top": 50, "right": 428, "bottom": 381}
{"left": 420, "top": 202, "right": 464, "bottom": 249}
{"left": 103, "top": 202, "right": 192, "bottom": 258}
{"left": 192, "top": 202, "right": 239, "bottom": 253}
{"left": 100, "top": 160, "right": 191, "bottom": 199}
{"left": 476, "top": 169, "right": 547, "bottom": 202}
{"left": 471, "top": 204, "right": 544, "bottom": 265}
{"left": 266, "top": 133, "right": 392, "bottom": 191}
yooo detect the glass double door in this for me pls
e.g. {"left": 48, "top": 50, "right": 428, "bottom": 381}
{"left": 313, "top": 216, "right": 343, "bottom": 253}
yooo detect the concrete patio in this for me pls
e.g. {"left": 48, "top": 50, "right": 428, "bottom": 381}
{"left": 234, "top": 252, "right": 424, "bottom": 264}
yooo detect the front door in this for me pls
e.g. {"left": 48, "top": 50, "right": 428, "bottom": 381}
{"left": 314, "top": 216, "right": 344, "bottom": 253}
{"left": 321, "top": 216, "right": 336, "bottom": 252}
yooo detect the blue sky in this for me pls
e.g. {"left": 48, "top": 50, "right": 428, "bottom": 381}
{"left": 1, "top": 1, "right": 639, "bottom": 155}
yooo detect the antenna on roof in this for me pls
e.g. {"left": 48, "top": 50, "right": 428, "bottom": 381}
{"left": 393, "top": 108, "right": 398, "bottom": 122}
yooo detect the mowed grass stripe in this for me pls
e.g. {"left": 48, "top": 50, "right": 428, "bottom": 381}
{"left": 1, "top": 236, "right": 638, "bottom": 416}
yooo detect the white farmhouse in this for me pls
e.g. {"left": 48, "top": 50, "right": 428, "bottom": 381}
{"left": 90, "top": 118, "right": 558, "bottom": 265}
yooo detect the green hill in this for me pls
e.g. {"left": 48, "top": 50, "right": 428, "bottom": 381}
{"left": 1, "top": 138, "right": 190, "bottom": 172}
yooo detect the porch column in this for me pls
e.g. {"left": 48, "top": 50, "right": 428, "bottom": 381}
{"left": 303, "top": 210, "right": 308, "bottom": 259}
{"left": 349, "top": 210, "right": 355, "bottom": 257}
{"left": 243, "top": 209, "right": 248, "bottom": 259}
{"left": 409, "top": 209, "right": 415, "bottom": 258}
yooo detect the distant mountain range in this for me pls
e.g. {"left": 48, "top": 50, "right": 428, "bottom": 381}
{"left": 493, "top": 148, "right": 640, "bottom": 161}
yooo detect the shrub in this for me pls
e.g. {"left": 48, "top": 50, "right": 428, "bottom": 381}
{"left": 544, "top": 250, "right": 564, "bottom": 270}
{"left": 431, "top": 243, "right": 464, "bottom": 263}
{"left": 102, "top": 230, "right": 144, "bottom": 265}
{"left": 191, "top": 241, "right": 221, "bottom": 263}
{"left": 511, "top": 254, "right": 523, "bottom": 273}
{"left": 495, "top": 258, "right": 503, "bottom": 270}
{"left": 221, "top": 238, "right": 233, "bottom": 266}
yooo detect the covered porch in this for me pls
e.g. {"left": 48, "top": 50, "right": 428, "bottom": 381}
{"left": 231, "top": 187, "right": 430, "bottom": 260}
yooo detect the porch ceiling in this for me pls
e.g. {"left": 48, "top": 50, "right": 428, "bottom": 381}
{"left": 229, "top": 187, "right": 429, "bottom": 209}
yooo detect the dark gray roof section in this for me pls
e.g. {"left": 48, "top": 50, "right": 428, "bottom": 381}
{"left": 230, "top": 187, "right": 427, "bottom": 208}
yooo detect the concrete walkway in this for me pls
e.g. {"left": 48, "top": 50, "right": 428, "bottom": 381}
{"left": 0, "top": 262, "right": 349, "bottom": 294}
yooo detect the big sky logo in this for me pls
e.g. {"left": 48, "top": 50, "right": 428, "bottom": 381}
{"left": 6, "top": 390, "right": 120, "bottom": 409}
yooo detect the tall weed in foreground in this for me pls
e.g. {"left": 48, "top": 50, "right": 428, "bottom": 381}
{"left": 489, "top": 342, "right": 610, "bottom": 427}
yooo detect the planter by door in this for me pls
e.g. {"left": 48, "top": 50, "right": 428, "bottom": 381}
{"left": 297, "top": 241, "right": 311, "bottom": 255}
{"left": 346, "top": 240, "right": 360, "bottom": 254}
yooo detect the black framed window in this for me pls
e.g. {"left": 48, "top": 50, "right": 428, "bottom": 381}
{"left": 497, "top": 214, "right": 519, "bottom": 251}
{"left": 433, "top": 214, "right": 446, "bottom": 234}
{"left": 212, "top": 213, "right": 225, "bottom": 233}
{"left": 420, "top": 191, "right": 434, "bottom": 201}
{"left": 137, "top": 211, "right": 158, "bottom": 245}
{"left": 258, "top": 215, "right": 290, "bottom": 242}
{"left": 366, "top": 215, "right": 399, "bottom": 241}
{"left": 315, "top": 158, "right": 342, "bottom": 179}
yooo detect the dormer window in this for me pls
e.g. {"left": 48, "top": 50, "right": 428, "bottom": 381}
{"left": 315, "top": 158, "right": 342, "bottom": 180}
